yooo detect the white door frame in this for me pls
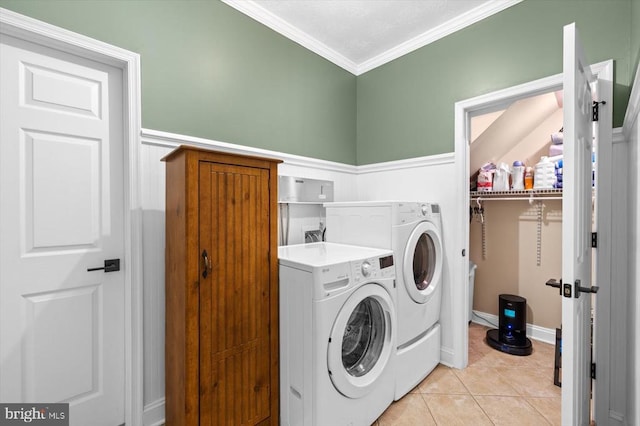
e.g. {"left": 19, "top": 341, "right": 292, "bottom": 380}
{"left": 452, "top": 61, "right": 612, "bottom": 414}
{"left": 0, "top": 8, "right": 143, "bottom": 426}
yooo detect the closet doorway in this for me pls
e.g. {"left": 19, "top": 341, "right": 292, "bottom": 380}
{"left": 453, "top": 57, "right": 613, "bottom": 425}
{"left": 468, "top": 90, "right": 564, "bottom": 340}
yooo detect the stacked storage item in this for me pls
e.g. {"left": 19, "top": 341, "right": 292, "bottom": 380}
{"left": 474, "top": 131, "right": 574, "bottom": 192}
{"left": 533, "top": 157, "right": 557, "bottom": 189}
{"left": 555, "top": 159, "right": 563, "bottom": 189}
{"left": 476, "top": 163, "right": 496, "bottom": 192}
{"left": 549, "top": 131, "right": 564, "bottom": 157}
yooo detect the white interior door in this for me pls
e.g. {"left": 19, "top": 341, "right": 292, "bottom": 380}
{"left": 0, "top": 34, "right": 125, "bottom": 425}
{"left": 591, "top": 59, "right": 613, "bottom": 425}
{"left": 562, "top": 22, "right": 596, "bottom": 425}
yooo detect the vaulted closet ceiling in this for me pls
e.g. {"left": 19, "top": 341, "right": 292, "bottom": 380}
{"left": 470, "top": 91, "right": 564, "bottom": 174}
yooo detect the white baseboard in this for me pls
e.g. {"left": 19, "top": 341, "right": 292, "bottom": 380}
{"left": 439, "top": 346, "right": 455, "bottom": 368}
{"left": 143, "top": 398, "right": 165, "bottom": 426}
{"left": 471, "top": 310, "right": 556, "bottom": 345}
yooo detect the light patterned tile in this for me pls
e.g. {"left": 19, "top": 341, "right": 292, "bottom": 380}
{"left": 469, "top": 339, "right": 493, "bottom": 355}
{"left": 526, "top": 397, "right": 561, "bottom": 426}
{"left": 377, "top": 393, "right": 436, "bottom": 426}
{"left": 468, "top": 323, "right": 489, "bottom": 340}
{"left": 377, "top": 319, "right": 560, "bottom": 425}
{"left": 475, "top": 396, "right": 551, "bottom": 425}
{"left": 472, "top": 345, "right": 525, "bottom": 368}
{"left": 467, "top": 348, "right": 485, "bottom": 367}
{"left": 414, "top": 364, "right": 469, "bottom": 395}
{"left": 496, "top": 367, "right": 561, "bottom": 397}
{"left": 423, "top": 394, "right": 492, "bottom": 426}
{"left": 453, "top": 366, "right": 519, "bottom": 396}
{"left": 527, "top": 341, "right": 557, "bottom": 368}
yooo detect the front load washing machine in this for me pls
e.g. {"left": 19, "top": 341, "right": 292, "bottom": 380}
{"left": 325, "top": 201, "right": 444, "bottom": 400}
{"left": 279, "top": 242, "right": 396, "bottom": 426}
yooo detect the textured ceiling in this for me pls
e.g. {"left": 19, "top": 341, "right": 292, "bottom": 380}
{"left": 224, "top": 0, "right": 521, "bottom": 74}
{"left": 254, "top": 0, "right": 487, "bottom": 63}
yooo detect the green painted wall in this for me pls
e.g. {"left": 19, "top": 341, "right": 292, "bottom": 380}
{"left": 357, "top": 0, "right": 633, "bottom": 164}
{"left": 0, "top": 0, "right": 357, "bottom": 164}
{"left": 1, "top": 1, "right": 635, "bottom": 166}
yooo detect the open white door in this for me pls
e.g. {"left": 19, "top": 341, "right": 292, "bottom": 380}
{"left": 591, "top": 57, "right": 614, "bottom": 424}
{"left": 562, "top": 22, "right": 599, "bottom": 425}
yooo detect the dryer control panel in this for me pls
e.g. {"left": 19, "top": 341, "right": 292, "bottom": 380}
{"left": 352, "top": 254, "right": 395, "bottom": 283}
{"left": 397, "top": 202, "right": 441, "bottom": 224}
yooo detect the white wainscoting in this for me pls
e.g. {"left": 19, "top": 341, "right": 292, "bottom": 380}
{"left": 139, "top": 129, "right": 460, "bottom": 423}
{"left": 623, "top": 98, "right": 640, "bottom": 426}
{"left": 139, "top": 129, "right": 361, "bottom": 424}
{"left": 139, "top": 126, "right": 633, "bottom": 425}
{"left": 355, "top": 153, "right": 460, "bottom": 367}
{"left": 608, "top": 130, "right": 629, "bottom": 425}
{"left": 139, "top": 141, "right": 170, "bottom": 421}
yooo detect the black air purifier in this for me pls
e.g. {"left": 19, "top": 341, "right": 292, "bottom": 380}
{"left": 486, "top": 294, "right": 532, "bottom": 356}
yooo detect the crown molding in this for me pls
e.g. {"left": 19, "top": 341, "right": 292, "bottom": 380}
{"left": 220, "top": 0, "right": 359, "bottom": 74}
{"left": 221, "top": 0, "right": 521, "bottom": 76}
{"left": 357, "top": 0, "right": 522, "bottom": 74}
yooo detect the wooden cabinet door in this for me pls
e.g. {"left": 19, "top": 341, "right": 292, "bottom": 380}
{"left": 198, "top": 161, "right": 273, "bottom": 425}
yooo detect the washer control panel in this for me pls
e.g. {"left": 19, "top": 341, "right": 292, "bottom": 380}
{"left": 352, "top": 254, "right": 395, "bottom": 283}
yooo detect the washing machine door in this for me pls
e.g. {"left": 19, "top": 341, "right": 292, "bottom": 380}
{"left": 402, "top": 221, "right": 443, "bottom": 304}
{"left": 327, "top": 284, "right": 395, "bottom": 399}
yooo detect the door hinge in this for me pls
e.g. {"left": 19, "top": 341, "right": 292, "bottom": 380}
{"left": 591, "top": 362, "right": 596, "bottom": 379}
{"left": 593, "top": 100, "right": 606, "bottom": 122}
{"left": 591, "top": 232, "right": 597, "bottom": 248}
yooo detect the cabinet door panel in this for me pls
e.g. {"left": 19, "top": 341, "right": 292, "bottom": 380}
{"left": 199, "top": 161, "right": 271, "bottom": 426}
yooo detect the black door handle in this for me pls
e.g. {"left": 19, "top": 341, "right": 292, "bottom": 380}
{"left": 545, "top": 278, "right": 562, "bottom": 296}
{"left": 574, "top": 279, "right": 599, "bottom": 298}
{"left": 87, "top": 259, "right": 120, "bottom": 273}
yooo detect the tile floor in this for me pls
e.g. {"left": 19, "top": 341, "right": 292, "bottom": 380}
{"left": 374, "top": 323, "right": 561, "bottom": 425}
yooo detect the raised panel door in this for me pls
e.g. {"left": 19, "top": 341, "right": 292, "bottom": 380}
{"left": 0, "top": 34, "right": 125, "bottom": 425}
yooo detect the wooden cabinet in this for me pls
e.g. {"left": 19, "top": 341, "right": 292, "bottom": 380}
{"left": 163, "top": 146, "right": 281, "bottom": 425}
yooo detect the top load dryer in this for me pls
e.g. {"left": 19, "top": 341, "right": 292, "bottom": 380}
{"left": 325, "top": 201, "right": 443, "bottom": 400}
